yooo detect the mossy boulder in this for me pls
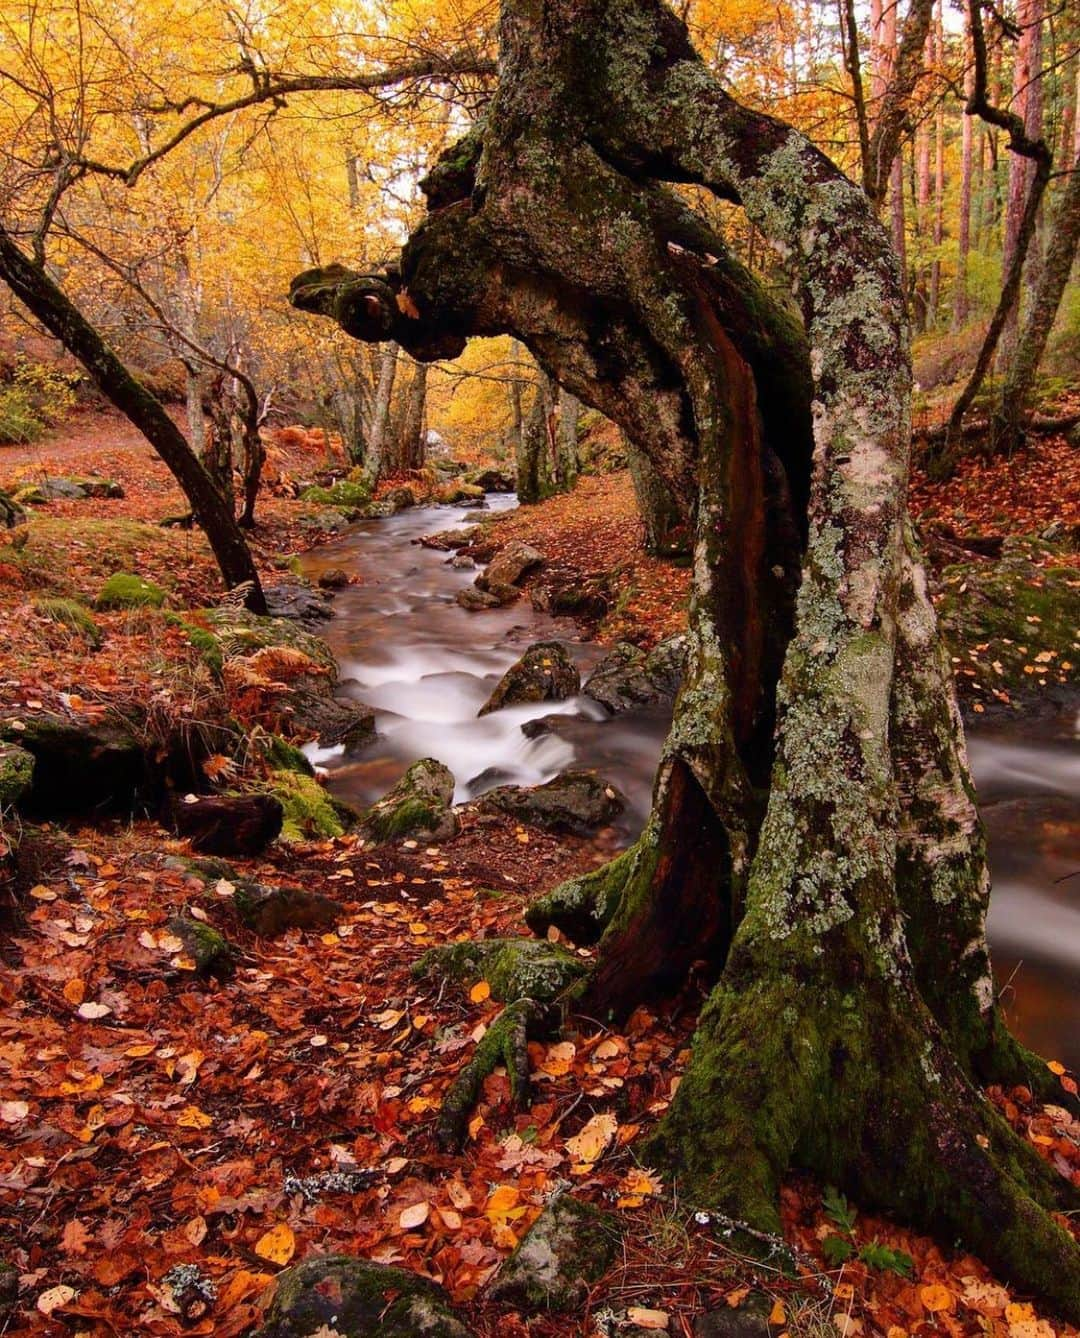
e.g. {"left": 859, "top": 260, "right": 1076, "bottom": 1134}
{"left": 359, "top": 758, "right": 458, "bottom": 844}
{"left": 263, "top": 735, "right": 316, "bottom": 776}
{"left": 0, "top": 711, "right": 147, "bottom": 816}
{"left": 456, "top": 583, "right": 516, "bottom": 610}
{"left": 267, "top": 769, "right": 353, "bottom": 843}
{"left": 486, "top": 1193, "right": 620, "bottom": 1311}
{"left": 201, "top": 608, "right": 338, "bottom": 678}
{"left": 300, "top": 479, "right": 372, "bottom": 511}
{"left": 256, "top": 1255, "right": 474, "bottom": 1338}
{"left": 96, "top": 572, "right": 167, "bottom": 610}
{"left": 465, "top": 467, "right": 515, "bottom": 492}
{"left": 415, "top": 937, "right": 588, "bottom": 1003}
{"left": 435, "top": 482, "right": 486, "bottom": 505}
{"left": 34, "top": 596, "right": 103, "bottom": 649}
{"left": 233, "top": 880, "right": 340, "bottom": 936}
{"left": 477, "top": 770, "right": 625, "bottom": 834}
{"left": 477, "top": 642, "right": 580, "bottom": 716}
{"left": 0, "top": 742, "right": 34, "bottom": 809}
{"left": 934, "top": 536, "right": 1079, "bottom": 712}
{"left": 166, "top": 915, "right": 234, "bottom": 977}
{"left": 584, "top": 635, "right": 686, "bottom": 713}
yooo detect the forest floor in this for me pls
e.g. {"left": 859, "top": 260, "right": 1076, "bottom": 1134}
{"left": 0, "top": 408, "right": 1078, "bottom": 1337}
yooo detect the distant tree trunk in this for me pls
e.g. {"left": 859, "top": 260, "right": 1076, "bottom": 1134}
{"left": 555, "top": 387, "right": 580, "bottom": 490}
{"left": 994, "top": 148, "right": 1080, "bottom": 451}
{"left": 400, "top": 360, "right": 428, "bottom": 471}
{"left": 0, "top": 225, "right": 265, "bottom": 609}
{"left": 367, "top": 342, "right": 398, "bottom": 479}
{"left": 628, "top": 441, "right": 686, "bottom": 556}
{"left": 927, "top": 3, "right": 945, "bottom": 325}
{"left": 206, "top": 377, "right": 236, "bottom": 505}
{"left": 954, "top": 28, "right": 976, "bottom": 327}
{"left": 999, "top": 0, "right": 1044, "bottom": 365}
{"left": 515, "top": 376, "right": 554, "bottom": 504}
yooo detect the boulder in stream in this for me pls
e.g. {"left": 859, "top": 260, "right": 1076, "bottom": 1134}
{"left": 477, "top": 641, "right": 580, "bottom": 716}
{"left": 359, "top": 758, "right": 458, "bottom": 844}
{"left": 583, "top": 634, "right": 687, "bottom": 713}
{"left": 476, "top": 540, "right": 544, "bottom": 591}
{"left": 256, "top": 1255, "right": 474, "bottom": 1338}
{"left": 477, "top": 769, "right": 625, "bottom": 834}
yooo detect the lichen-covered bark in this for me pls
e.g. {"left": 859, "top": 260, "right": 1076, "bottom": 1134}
{"left": 289, "top": 0, "right": 1080, "bottom": 1315}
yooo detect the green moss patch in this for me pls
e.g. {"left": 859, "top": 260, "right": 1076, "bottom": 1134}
{"left": 96, "top": 572, "right": 167, "bottom": 610}
{"left": 33, "top": 597, "right": 103, "bottom": 648}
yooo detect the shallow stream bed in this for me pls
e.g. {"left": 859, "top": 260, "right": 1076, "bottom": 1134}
{"left": 301, "top": 496, "right": 1080, "bottom": 1070}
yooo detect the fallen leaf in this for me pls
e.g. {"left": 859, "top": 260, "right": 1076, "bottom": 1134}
{"left": 254, "top": 1222, "right": 296, "bottom": 1265}
{"left": 469, "top": 980, "right": 491, "bottom": 1003}
{"left": 626, "top": 1307, "right": 669, "bottom": 1329}
{"left": 399, "top": 1202, "right": 430, "bottom": 1230}
{"left": 565, "top": 1111, "right": 618, "bottom": 1167}
{"left": 37, "top": 1285, "right": 77, "bottom": 1316}
{"left": 76, "top": 1001, "right": 112, "bottom": 1019}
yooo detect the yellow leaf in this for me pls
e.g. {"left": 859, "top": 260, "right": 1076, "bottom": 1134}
{"left": 485, "top": 1185, "right": 521, "bottom": 1220}
{"left": 1046, "top": 1061, "right": 1066, "bottom": 1075}
{"left": 469, "top": 980, "right": 491, "bottom": 1003}
{"left": 176, "top": 1105, "right": 212, "bottom": 1129}
{"left": 399, "top": 1201, "right": 430, "bottom": 1230}
{"left": 62, "top": 978, "right": 86, "bottom": 1005}
{"left": 768, "top": 1300, "right": 787, "bottom": 1325}
{"left": 125, "top": 1043, "right": 156, "bottom": 1058}
{"left": 565, "top": 1111, "right": 618, "bottom": 1167}
{"left": 254, "top": 1222, "right": 296, "bottom": 1265}
{"left": 920, "top": 1284, "right": 955, "bottom": 1313}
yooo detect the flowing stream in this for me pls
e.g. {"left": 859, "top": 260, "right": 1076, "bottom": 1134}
{"left": 300, "top": 496, "right": 1080, "bottom": 1070}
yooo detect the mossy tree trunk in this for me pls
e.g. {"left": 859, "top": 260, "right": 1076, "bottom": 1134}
{"left": 289, "top": 0, "right": 1080, "bottom": 1316}
{"left": 515, "top": 375, "right": 555, "bottom": 504}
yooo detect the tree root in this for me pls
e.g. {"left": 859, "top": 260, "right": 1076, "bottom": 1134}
{"left": 524, "top": 842, "right": 637, "bottom": 943}
{"left": 436, "top": 998, "right": 542, "bottom": 1150}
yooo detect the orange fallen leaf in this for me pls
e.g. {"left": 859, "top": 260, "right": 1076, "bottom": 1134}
{"left": 254, "top": 1222, "right": 296, "bottom": 1265}
{"left": 469, "top": 980, "right": 491, "bottom": 1003}
{"left": 920, "top": 1283, "right": 955, "bottom": 1313}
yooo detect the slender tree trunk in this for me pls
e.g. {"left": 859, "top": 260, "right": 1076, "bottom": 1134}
{"left": 927, "top": 3, "right": 945, "bottom": 325}
{"left": 400, "top": 360, "right": 428, "bottom": 471}
{"left": 955, "top": 29, "right": 975, "bottom": 326}
{"left": 367, "top": 342, "right": 398, "bottom": 479}
{"left": 1000, "top": 0, "right": 1044, "bottom": 365}
{"left": 0, "top": 227, "right": 265, "bottom": 609}
{"left": 627, "top": 441, "right": 686, "bottom": 556}
{"left": 555, "top": 387, "right": 580, "bottom": 490}
{"left": 995, "top": 149, "right": 1080, "bottom": 450}
{"left": 185, "top": 364, "right": 208, "bottom": 460}
{"left": 515, "top": 376, "right": 554, "bottom": 504}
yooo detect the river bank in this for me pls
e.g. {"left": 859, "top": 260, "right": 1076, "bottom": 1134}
{"left": 0, "top": 421, "right": 1077, "bottom": 1337}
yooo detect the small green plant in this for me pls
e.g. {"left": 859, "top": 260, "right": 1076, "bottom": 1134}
{"left": 821, "top": 1187, "right": 913, "bottom": 1277}
{"left": 0, "top": 360, "right": 77, "bottom": 445}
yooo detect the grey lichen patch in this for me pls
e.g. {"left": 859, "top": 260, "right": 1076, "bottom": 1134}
{"left": 415, "top": 937, "right": 587, "bottom": 1003}
{"left": 486, "top": 1192, "right": 621, "bottom": 1312}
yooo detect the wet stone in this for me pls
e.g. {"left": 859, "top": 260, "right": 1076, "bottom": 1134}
{"left": 477, "top": 641, "right": 580, "bottom": 716}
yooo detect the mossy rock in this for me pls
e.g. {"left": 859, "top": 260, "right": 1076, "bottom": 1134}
{"left": 935, "top": 536, "right": 1079, "bottom": 710}
{"left": 477, "top": 770, "right": 625, "bottom": 835}
{"left": 256, "top": 1255, "right": 474, "bottom": 1338}
{"left": 358, "top": 758, "right": 458, "bottom": 845}
{"left": 13, "top": 484, "right": 47, "bottom": 506}
{"left": 200, "top": 608, "right": 338, "bottom": 678}
{"left": 486, "top": 1193, "right": 620, "bottom": 1312}
{"left": 162, "top": 614, "right": 225, "bottom": 674}
{"left": 0, "top": 711, "right": 148, "bottom": 816}
{"left": 268, "top": 769, "right": 352, "bottom": 843}
{"left": 414, "top": 937, "right": 588, "bottom": 1003}
{"left": 263, "top": 734, "right": 316, "bottom": 776}
{"left": 96, "top": 572, "right": 167, "bottom": 610}
{"left": 233, "top": 880, "right": 340, "bottom": 936}
{"left": 477, "top": 641, "right": 580, "bottom": 716}
{"left": 583, "top": 636, "right": 686, "bottom": 713}
{"left": 166, "top": 915, "right": 234, "bottom": 977}
{"left": 435, "top": 482, "right": 486, "bottom": 505}
{"left": 33, "top": 596, "right": 103, "bottom": 649}
{"left": 300, "top": 479, "right": 371, "bottom": 512}
{"left": 0, "top": 742, "right": 34, "bottom": 809}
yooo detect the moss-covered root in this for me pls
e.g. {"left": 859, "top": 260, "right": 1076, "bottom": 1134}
{"left": 525, "top": 839, "right": 638, "bottom": 943}
{"left": 437, "top": 997, "right": 541, "bottom": 1150}
{"left": 646, "top": 975, "right": 1080, "bottom": 1325}
{"left": 414, "top": 937, "right": 588, "bottom": 1003}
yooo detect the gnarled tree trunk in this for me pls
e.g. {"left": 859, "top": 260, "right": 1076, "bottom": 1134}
{"left": 289, "top": 0, "right": 1080, "bottom": 1316}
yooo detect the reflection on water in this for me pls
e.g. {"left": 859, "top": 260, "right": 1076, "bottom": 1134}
{"left": 301, "top": 498, "right": 1079, "bottom": 1069}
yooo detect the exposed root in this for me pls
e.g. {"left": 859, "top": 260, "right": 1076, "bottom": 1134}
{"left": 524, "top": 841, "right": 637, "bottom": 943}
{"left": 436, "top": 998, "right": 542, "bottom": 1150}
